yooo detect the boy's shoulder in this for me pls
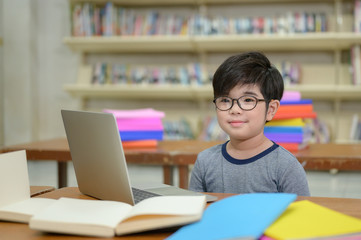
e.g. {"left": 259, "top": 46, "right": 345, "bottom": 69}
{"left": 274, "top": 144, "right": 297, "bottom": 159}
{"left": 269, "top": 144, "right": 300, "bottom": 168}
{"left": 198, "top": 142, "right": 224, "bottom": 158}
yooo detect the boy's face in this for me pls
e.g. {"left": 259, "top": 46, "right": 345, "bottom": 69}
{"left": 216, "top": 84, "right": 277, "bottom": 142}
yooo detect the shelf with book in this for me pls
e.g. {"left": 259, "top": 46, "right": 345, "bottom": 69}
{"left": 63, "top": 84, "right": 208, "bottom": 100}
{"left": 63, "top": 36, "right": 194, "bottom": 53}
{"left": 64, "top": 60, "right": 360, "bottom": 101}
{"left": 64, "top": 0, "right": 361, "bottom": 143}
{"left": 68, "top": 0, "right": 341, "bottom": 5}
{"left": 64, "top": 33, "right": 361, "bottom": 53}
{"left": 69, "top": 0, "right": 198, "bottom": 5}
{"left": 287, "top": 85, "right": 361, "bottom": 100}
{"left": 195, "top": 33, "right": 361, "bottom": 52}
{"left": 63, "top": 84, "right": 361, "bottom": 101}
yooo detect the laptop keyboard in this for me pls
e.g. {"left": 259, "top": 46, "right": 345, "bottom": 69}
{"left": 132, "top": 187, "right": 160, "bottom": 204}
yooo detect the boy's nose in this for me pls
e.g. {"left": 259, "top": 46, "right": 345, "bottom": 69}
{"left": 229, "top": 99, "right": 243, "bottom": 113}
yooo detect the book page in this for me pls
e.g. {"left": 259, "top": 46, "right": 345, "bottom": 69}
{"left": 126, "top": 196, "right": 206, "bottom": 219}
{"left": 30, "top": 197, "right": 133, "bottom": 237}
{"left": 0, "top": 151, "right": 30, "bottom": 207}
{"left": 0, "top": 198, "right": 56, "bottom": 223}
{"left": 115, "top": 196, "right": 206, "bottom": 236}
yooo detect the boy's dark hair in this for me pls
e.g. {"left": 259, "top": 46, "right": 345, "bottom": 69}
{"left": 212, "top": 51, "right": 284, "bottom": 103}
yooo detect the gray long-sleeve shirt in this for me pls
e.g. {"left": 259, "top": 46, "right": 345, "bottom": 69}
{"left": 189, "top": 141, "right": 310, "bottom": 196}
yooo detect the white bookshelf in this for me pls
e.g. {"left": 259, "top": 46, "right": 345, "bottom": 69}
{"left": 64, "top": 0, "right": 361, "bottom": 143}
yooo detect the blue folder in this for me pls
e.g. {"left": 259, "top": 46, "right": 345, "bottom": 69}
{"left": 167, "top": 193, "right": 296, "bottom": 240}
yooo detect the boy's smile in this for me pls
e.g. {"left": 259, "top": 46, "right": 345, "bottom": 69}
{"left": 229, "top": 120, "right": 246, "bottom": 127}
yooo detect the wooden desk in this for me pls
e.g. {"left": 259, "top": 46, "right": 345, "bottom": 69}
{"left": 295, "top": 143, "right": 361, "bottom": 171}
{"left": 2, "top": 139, "right": 361, "bottom": 189}
{"left": 30, "top": 186, "right": 55, "bottom": 197}
{"left": 1, "top": 187, "right": 361, "bottom": 240}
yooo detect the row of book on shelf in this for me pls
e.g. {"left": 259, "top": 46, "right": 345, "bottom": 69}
{"left": 92, "top": 62, "right": 214, "bottom": 86}
{"left": 72, "top": 1, "right": 328, "bottom": 37}
{"left": 2, "top": 151, "right": 361, "bottom": 239}
{"left": 91, "top": 62, "right": 301, "bottom": 86}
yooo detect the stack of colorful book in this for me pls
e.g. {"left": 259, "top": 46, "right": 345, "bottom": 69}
{"left": 265, "top": 91, "right": 317, "bottom": 152}
{"left": 103, "top": 108, "right": 165, "bottom": 149}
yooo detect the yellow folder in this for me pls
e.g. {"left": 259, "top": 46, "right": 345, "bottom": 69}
{"left": 265, "top": 200, "right": 361, "bottom": 240}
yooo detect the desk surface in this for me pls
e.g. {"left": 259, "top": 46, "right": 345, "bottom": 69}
{"left": 2, "top": 187, "right": 361, "bottom": 240}
{"left": 35, "top": 187, "right": 361, "bottom": 218}
{"left": 30, "top": 186, "right": 55, "bottom": 197}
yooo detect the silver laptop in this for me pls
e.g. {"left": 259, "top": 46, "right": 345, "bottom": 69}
{"left": 61, "top": 109, "right": 216, "bottom": 205}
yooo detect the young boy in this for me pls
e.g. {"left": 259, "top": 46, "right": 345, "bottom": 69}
{"left": 189, "top": 51, "right": 310, "bottom": 196}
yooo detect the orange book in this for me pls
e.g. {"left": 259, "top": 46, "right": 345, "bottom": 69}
{"left": 122, "top": 140, "right": 158, "bottom": 149}
{"left": 273, "top": 111, "right": 317, "bottom": 120}
{"left": 278, "top": 143, "right": 308, "bottom": 153}
{"left": 277, "top": 104, "right": 313, "bottom": 114}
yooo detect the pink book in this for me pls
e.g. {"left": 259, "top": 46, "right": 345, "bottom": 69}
{"left": 281, "top": 91, "right": 301, "bottom": 101}
{"left": 103, "top": 108, "right": 165, "bottom": 119}
{"left": 116, "top": 118, "right": 163, "bottom": 131}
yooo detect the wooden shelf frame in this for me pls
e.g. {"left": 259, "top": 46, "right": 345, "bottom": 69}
{"left": 64, "top": 33, "right": 361, "bottom": 53}
{"left": 69, "top": 0, "right": 344, "bottom": 6}
{"left": 64, "top": 84, "right": 202, "bottom": 100}
{"left": 64, "top": 84, "right": 361, "bottom": 101}
{"left": 64, "top": 36, "right": 194, "bottom": 53}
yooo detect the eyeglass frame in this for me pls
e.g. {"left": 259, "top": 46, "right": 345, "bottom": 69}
{"left": 213, "top": 95, "right": 266, "bottom": 111}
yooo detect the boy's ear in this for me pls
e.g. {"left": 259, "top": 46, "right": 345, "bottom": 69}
{"left": 266, "top": 100, "right": 280, "bottom": 121}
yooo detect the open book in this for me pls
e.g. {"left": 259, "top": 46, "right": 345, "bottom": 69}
{"left": 30, "top": 195, "right": 206, "bottom": 237}
{"left": 0, "top": 150, "right": 56, "bottom": 223}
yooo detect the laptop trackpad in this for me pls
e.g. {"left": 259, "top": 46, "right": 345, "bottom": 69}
{"left": 146, "top": 186, "right": 218, "bottom": 202}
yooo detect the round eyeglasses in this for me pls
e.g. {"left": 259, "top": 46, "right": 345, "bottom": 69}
{"left": 213, "top": 95, "right": 266, "bottom": 111}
